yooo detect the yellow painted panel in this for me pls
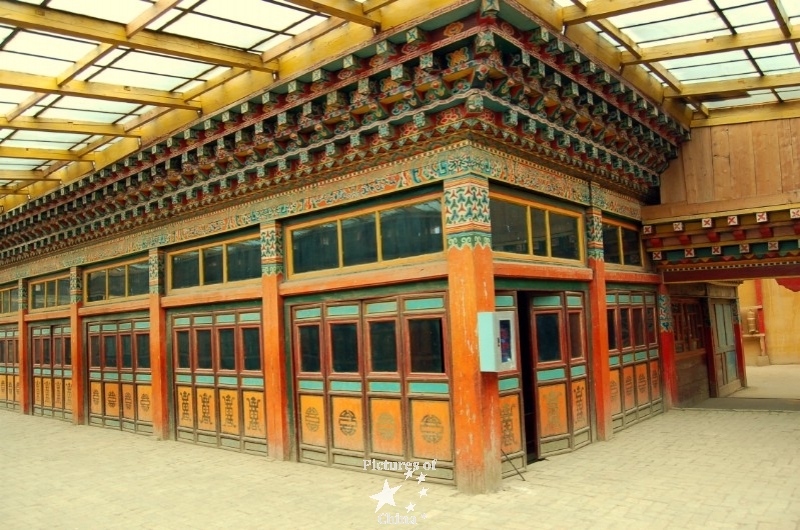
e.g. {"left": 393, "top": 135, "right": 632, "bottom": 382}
{"left": 90, "top": 381, "right": 103, "bottom": 414}
{"left": 137, "top": 384, "right": 153, "bottom": 423}
{"left": 650, "top": 361, "right": 661, "bottom": 400}
{"left": 499, "top": 394, "right": 523, "bottom": 454}
{"left": 105, "top": 382, "right": 120, "bottom": 418}
{"left": 609, "top": 369, "right": 622, "bottom": 415}
{"left": 369, "top": 398, "right": 404, "bottom": 456}
{"left": 623, "top": 366, "right": 636, "bottom": 411}
{"left": 331, "top": 396, "right": 364, "bottom": 453}
{"left": 635, "top": 364, "right": 650, "bottom": 405}
{"left": 242, "top": 390, "right": 266, "bottom": 438}
{"left": 0, "top": 374, "right": 6, "bottom": 400}
{"left": 219, "top": 389, "right": 240, "bottom": 436}
{"left": 176, "top": 386, "right": 194, "bottom": 428}
{"left": 410, "top": 400, "right": 453, "bottom": 462}
{"left": 53, "top": 378, "right": 63, "bottom": 409}
{"left": 34, "top": 377, "right": 42, "bottom": 406}
{"left": 571, "top": 379, "right": 589, "bottom": 431}
{"left": 121, "top": 383, "right": 136, "bottom": 419}
{"left": 538, "top": 383, "right": 568, "bottom": 437}
{"left": 64, "top": 378, "right": 73, "bottom": 409}
{"left": 42, "top": 378, "right": 53, "bottom": 407}
{"left": 300, "top": 394, "right": 326, "bottom": 448}
{"left": 196, "top": 387, "right": 217, "bottom": 432}
{"left": 14, "top": 376, "right": 20, "bottom": 403}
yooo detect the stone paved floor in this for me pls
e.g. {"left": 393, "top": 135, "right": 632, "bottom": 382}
{"left": 1, "top": 408, "right": 799, "bottom": 529}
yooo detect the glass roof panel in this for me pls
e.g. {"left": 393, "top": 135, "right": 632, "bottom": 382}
{"left": 749, "top": 44, "right": 796, "bottom": 58}
{"left": 611, "top": 0, "right": 714, "bottom": 28}
{"left": 47, "top": 0, "right": 152, "bottom": 24}
{"left": 3, "top": 31, "right": 97, "bottom": 62}
{"left": 162, "top": 12, "right": 273, "bottom": 49}
{"left": 94, "top": 49, "right": 128, "bottom": 67}
{"left": 286, "top": 15, "right": 329, "bottom": 36}
{"left": 1, "top": 139, "right": 81, "bottom": 149}
{"left": 722, "top": 3, "right": 775, "bottom": 27}
{"left": 146, "top": 10, "right": 183, "bottom": 32}
{"left": 640, "top": 29, "right": 731, "bottom": 48}
{"left": 89, "top": 68, "right": 188, "bottom": 91}
{"left": 0, "top": 88, "right": 35, "bottom": 104}
{"left": 113, "top": 51, "right": 213, "bottom": 78}
{"left": 622, "top": 13, "right": 728, "bottom": 44}
{"left": 73, "top": 66, "right": 103, "bottom": 81}
{"left": 714, "top": 0, "right": 759, "bottom": 8}
{"left": 198, "top": 65, "right": 231, "bottom": 81}
{"left": 51, "top": 97, "right": 140, "bottom": 114}
{"left": 254, "top": 35, "right": 291, "bottom": 52}
{"left": 11, "top": 131, "right": 90, "bottom": 143}
{"left": 195, "top": 0, "right": 310, "bottom": 30}
{"left": 39, "top": 108, "right": 127, "bottom": 123}
{"left": 776, "top": 88, "right": 800, "bottom": 100}
{"left": 703, "top": 92, "right": 778, "bottom": 109}
{"left": 756, "top": 55, "right": 800, "bottom": 72}
{"left": 0, "top": 158, "right": 47, "bottom": 166}
{"left": 0, "top": 51, "right": 70, "bottom": 75}
{"left": 0, "top": 103, "right": 17, "bottom": 114}
{"left": 660, "top": 50, "right": 750, "bottom": 70}
{"left": 673, "top": 61, "right": 758, "bottom": 81}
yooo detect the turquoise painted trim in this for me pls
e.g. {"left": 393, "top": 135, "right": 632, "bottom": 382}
{"left": 134, "top": 321, "right": 150, "bottom": 330}
{"left": 53, "top": 369, "right": 62, "bottom": 377}
{"left": 218, "top": 376, "right": 238, "bottom": 386}
{"left": 241, "top": 377, "right": 264, "bottom": 387}
{"left": 606, "top": 294, "right": 617, "bottom": 303}
{"left": 405, "top": 298, "right": 444, "bottom": 311}
{"left": 635, "top": 351, "right": 648, "bottom": 361}
{"left": 299, "top": 380, "right": 324, "bottom": 391}
{"left": 42, "top": 369, "right": 51, "bottom": 376}
{"left": 650, "top": 348, "right": 659, "bottom": 359}
{"left": 409, "top": 382, "right": 449, "bottom": 394}
{"left": 63, "top": 370, "right": 72, "bottom": 378}
{"left": 622, "top": 353, "right": 635, "bottom": 364}
{"left": 240, "top": 312, "right": 261, "bottom": 322}
{"left": 120, "top": 373, "right": 134, "bottom": 382}
{"left": 90, "top": 371, "right": 102, "bottom": 380}
{"left": 195, "top": 316, "right": 213, "bottom": 325}
{"left": 646, "top": 296, "right": 655, "bottom": 304}
{"left": 103, "top": 372, "right": 119, "bottom": 381}
{"left": 499, "top": 377, "right": 520, "bottom": 391}
{"left": 0, "top": 366, "right": 5, "bottom": 373}
{"left": 174, "top": 317, "right": 191, "bottom": 327}
{"left": 619, "top": 295, "right": 631, "bottom": 304}
{"left": 331, "top": 380, "right": 362, "bottom": 392}
{"left": 63, "top": 326, "right": 72, "bottom": 334}
{"left": 137, "top": 374, "right": 152, "bottom": 382}
{"left": 216, "top": 314, "right": 236, "bottom": 324}
{"left": 495, "top": 295, "right": 515, "bottom": 308}
{"left": 366, "top": 302, "right": 397, "bottom": 314}
{"left": 195, "top": 375, "right": 214, "bottom": 384}
{"left": 571, "top": 365, "right": 587, "bottom": 377}
{"left": 119, "top": 322, "right": 132, "bottom": 331}
{"left": 632, "top": 295, "right": 644, "bottom": 304}
{"left": 32, "top": 329, "right": 41, "bottom": 336}
{"left": 328, "top": 305, "right": 359, "bottom": 317}
{"left": 102, "top": 324, "right": 117, "bottom": 332}
{"left": 533, "top": 296, "right": 561, "bottom": 307}
{"left": 369, "top": 381, "right": 402, "bottom": 393}
{"left": 296, "top": 308, "right": 321, "bottom": 319}
{"left": 175, "top": 374, "right": 192, "bottom": 383}
{"left": 537, "top": 368, "right": 566, "bottom": 381}
{"left": 609, "top": 356, "right": 620, "bottom": 366}
{"left": 33, "top": 368, "right": 41, "bottom": 375}
{"left": 89, "top": 324, "right": 101, "bottom": 333}
{"left": 567, "top": 295, "right": 583, "bottom": 308}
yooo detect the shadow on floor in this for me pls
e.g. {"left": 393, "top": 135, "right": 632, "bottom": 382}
{"left": 690, "top": 363, "right": 800, "bottom": 411}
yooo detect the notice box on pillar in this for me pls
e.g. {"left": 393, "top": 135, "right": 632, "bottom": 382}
{"left": 478, "top": 311, "right": 517, "bottom": 372}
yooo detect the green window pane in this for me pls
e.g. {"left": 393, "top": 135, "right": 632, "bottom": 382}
{"left": 490, "top": 199, "right": 529, "bottom": 254}
{"left": 369, "top": 321, "right": 397, "bottom": 373}
{"left": 218, "top": 328, "right": 236, "bottom": 371}
{"left": 242, "top": 328, "right": 261, "bottom": 371}
{"left": 331, "top": 323, "right": 358, "bottom": 373}
{"left": 535, "top": 313, "right": 561, "bottom": 363}
{"left": 128, "top": 262, "right": 149, "bottom": 296}
{"left": 136, "top": 334, "right": 151, "bottom": 370}
{"left": 380, "top": 200, "right": 443, "bottom": 261}
{"left": 87, "top": 270, "right": 107, "bottom": 302}
{"left": 64, "top": 337, "right": 72, "bottom": 367}
{"left": 90, "top": 335, "right": 101, "bottom": 368}
{"left": 176, "top": 330, "right": 190, "bottom": 369}
{"left": 299, "top": 325, "right": 320, "bottom": 373}
{"left": 45, "top": 280, "right": 56, "bottom": 308}
{"left": 342, "top": 214, "right": 377, "bottom": 267}
{"left": 227, "top": 239, "right": 261, "bottom": 282}
{"left": 408, "top": 318, "right": 444, "bottom": 374}
{"left": 202, "top": 246, "right": 224, "bottom": 285}
{"left": 602, "top": 224, "right": 621, "bottom": 264}
{"left": 196, "top": 329, "right": 212, "bottom": 370}
{"left": 172, "top": 251, "right": 199, "bottom": 289}
{"left": 549, "top": 212, "right": 580, "bottom": 260}
{"left": 121, "top": 334, "right": 133, "bottom": 368}
{"left": 57, "top": 277, "right": 70, "bottom": 306}
{"left": 292, "top": 222, "right": 339, "bottom": 274}
{"left": 108, "top": 267, "right": 126, "bottom": 298}
{"left": 531, "top": 208, "right": 547, "bottom": 255}
{"left": 104, "top": 335, "right": 117, "bottom": 368}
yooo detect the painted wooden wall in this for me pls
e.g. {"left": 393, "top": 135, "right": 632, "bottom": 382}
{"left": 738, "top": 280, "right": 800, "bottom": 366}
{"left": 644, "top": 118, "right": 800, "bottom": 221}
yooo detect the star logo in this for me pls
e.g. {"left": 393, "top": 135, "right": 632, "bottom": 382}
{"left": 416, "top": 472, "right": 427, "bottom": 484}
{"left": 419, "top": 487, "right": 428, "bottom": 498}
{"left": 370, "top": 479, "right": 402, "bottom": 513}
{"left": 404, "top": 468, "right": 414, "bottom": 480}
{"left": 405, "top": 502, "right": 416, "bottom": 513}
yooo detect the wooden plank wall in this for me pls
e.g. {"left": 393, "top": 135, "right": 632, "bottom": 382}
{"left": 647, "top": 118, "right": 800, "bottom": 220}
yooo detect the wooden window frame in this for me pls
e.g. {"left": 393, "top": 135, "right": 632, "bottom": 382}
{"left": 29, "top": 274, "right": 70, "bottom": 311}
{"left": 84, "top": 258, "right": 150, "bottom": 304}
{"left": 166, "top": 234, "right": 261, "bottom": 294}
{"left": 601, "top": 220, "right": 644, "bottom": 268}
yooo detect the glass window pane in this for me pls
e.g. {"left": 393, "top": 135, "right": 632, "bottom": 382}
{"left": 90, "top": 335, "right": 101, "bottom": 367}
{"left": 171, "top": 251, "right": 200, "bottom": 289}
{"left": 104, "top": 335, "right": 117, "bottom": 368}
{"left": 218, "top": 328, "right": 236, "bottom": 371}
{"left": 10, "top": 288, "right": 18, "bottom": 312}
{"left": 33, "top": 338, "right": 41, "bottom": 365}
{"left": 607, "top": 309, "right": 618, "bottom": 351}
{"left": 227, "top": 239, "right": 261, "bottom": 282}
{"left": 633, "top": 308, "right": 645, "bottom": 347}
{"left": 331, "top": 323, "right": 359, "bottom": 373}
{"left": 45, "top": 280, "right": 56, "bottom": 307}
{"left": 342, "top": 214, "right": 377, "bottom": 267}
{"left": 299, "top": 325, "right": 320, "bottom": 372}
{"left": 87, "top": 271, "right": 107, "bottom": 302}
{"left": 176, "top": 330, "right": 190, "bottom": 369}
{"left": 136, "top": 334, "right": 151, "bottom": 370}
{"left": 646, "top": 307, "right": 657, "bottom": 345}
{"left": 242, "top": 328, "right": 261, "bottom": 371}
{"left": 380, "top": 200, "right": 443, "bottom": 261}
{"left": 0, "top": 341, "right": 5, "bottom": 364}
{"left": 54, "top": 337, "right": 62, "bottom": 366}
{"left": 622, "top": 228, "right": 641, "bottom": 265}
{"left": 64, "top": 337, "right": 72, "bottom": 366}
{"left": 57, "top": 278, "right": 70, "bottom": 306}
{"left": 490, "top": 199, "right": 529, "bottom": 254}
{"left": 108, "top": 267, "right": 126, "bottom": 298}
{"left": 32, "top": 283, "right": 45, "bottom": 309}
{"left": 292, "top": 223, "right": 339, "bottom": 274}
{"left": 549, "top": 212, "right": 580, "bottom": 260}
{"left": 128, "top": 262, "right": 149, "bottom": 296}
{"left": 196, "top": 329, "right": 212, "bottom": 370}
{"left": 121, "top": 334, "right": 133, "bottom": 368}
{"left": 408, "top": 318, "right": 445, "bottom": 373}
{"left": 535, "top": 313, "right": 561, "bottom": 363}
{"left": 42, "top": 338, "right": 51, "bottom": 365}
{"left": 568, "top": 312, "right": 584, "bottom": 359}
{"left": 603, "top": 224, "right": 621, "bottom": 264}
{"left": 531, "top": 208, "right": 547, "bottom": 255}
{"left": 620, "top": 308, "right": 632, "bottom": 349}
{"left": 369, "top": 321, "right": 397, "bottom": 372}
{"left": 202, "top": 246, "right": 224, "bottom": 285}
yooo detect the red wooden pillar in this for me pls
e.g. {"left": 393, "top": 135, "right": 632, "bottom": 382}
{"left": 148, "top": 249, "right": 170, "bottom": 439}
{"left": 261, "top": 221, "right": 289, "bottom": 460}
{"left": 658, "top": 283, "right": 679, "bottom": 408}
{"left": 586, "top": 206, "right": 611, "bottom": 440}
{"left": 444, "top": 176, "right": 501, "bottom": 494}
{"left": 17, "top": 278, "right": 30, "bottom": 414}
{"left": 69, "top": 267, "right": 85, "bottom": 424}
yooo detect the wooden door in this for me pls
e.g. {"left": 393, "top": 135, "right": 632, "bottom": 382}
{"left": 710, "top": 299, "right": 741, "bottom": 397}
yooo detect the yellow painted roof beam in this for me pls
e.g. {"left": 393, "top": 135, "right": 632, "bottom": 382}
{"left": 0, "top": 117, "right": 140, "bottom": 138}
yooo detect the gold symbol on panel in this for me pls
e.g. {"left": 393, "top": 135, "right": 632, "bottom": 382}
{"left": 180, "top": 391, "right": 191, "bottom": 421}
{"left": 200, "top": 393, "right": 212, "bottom": 425}
{"left": 65, "top": 381, "right": 72, "bottom": 406}
{"left": 624, "top": 375, "right": 633, "bottom": 397}
{"left": 92, "top": 388, "right": 100, "bottom": 406}
{"left": 500, "top": 403, "right": 516, "bottom": 448}
{"left": 0, "top": 380, "right": 5, "bottom": 394}
{"left": 140, "top": 393, "right": 151, "bottom": 412}
{"left": 419, "top": 414, "right": 443, "bottom": 444}
{"left": 55, "top": 382, "right": 62, "bottom": 404}
{"left": 223, "top": 394, "right": 236, "bottom": 428}
{"left": 545, "top": 392, "right": 560, "bottom": 433}
{"left": 573, "top": 385, "right": 585, "bottom": 424}
{"left": 638, "top": 373, "right": 648, "bottom": 396}
{"left": 246, "top": 396, "right": 261, "bottom": 432}
{"left": 610, "top": 379, "right": 619, "bottom": 402}
{"left": 338, "top": 410, "right": 357, "bottom": 436}
{"left": 377, "top": 413, "right": 395, "bottom": 440}
{"left": 107, "top": 390, "right": 117, "bottom": 408}
{"left": 124, "top": 392, "right": 133, "bottom": 411}
{"left": 305, "top": 407, "right": 320, "bottom": 432}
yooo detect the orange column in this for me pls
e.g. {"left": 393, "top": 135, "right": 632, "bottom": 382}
{"left": 261, "top": 221, "right": 289, "bottom": 460}
{"left": 148, "top": 249, "right": 170, "bottom": 439}
{"left": 69, "top": 267, "right": 85, "bottom": 424}
{"left": 658, "top": 283, "right": 679, "bottom": 408}
{"left": 586, "top": 205, "right": 612, "bottom": 440}
{"left": 17, "top": 278, "right": 30, "bottom": 414}
{"left": 444, "top": 176, "right": 500, "bottom": 494}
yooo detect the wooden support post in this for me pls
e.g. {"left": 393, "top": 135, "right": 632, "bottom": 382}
{"left": 586, "top": 206, "right": 612, "bottom": 440}
{"left": 261, "top": 221, "right": 289, "bottom": 460}
{"left": 148, "top": 249, "right": 170, "bottom": 439}
{"left": 657, "top": 283, "right": 679, "bottom": 408}
{"left": 17, "top": 279, "right": 30, "bottom": 414}
{"left": 69, "top": 267, "right": 85, "bottom": 424}
{"left": 733, "top": 300, "right": 747, "bottom": 388}
{"left": 444, "top": 176, "right": 501, "bottom": 494}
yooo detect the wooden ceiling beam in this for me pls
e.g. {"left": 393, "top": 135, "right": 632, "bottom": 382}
{"left": 621, "top": 24, "right": 800, "bottom": 64}
{"left": 691, "top": 99, "right": 800, "bottom": 127}
{"left": 56, "top": 43, "right": 116, "bottom": 86}
{"left": 4, "top": 92, "right": 46, "bottom": 122}
{"left": 262, "top": 17, "right": 348, "bottom": 63}
{"left": 283, "top": 0, "right": 380, "bottom": 28}
{"left": 126, "top": 0, "right": 181, "bottom": 38}
{"left": 0, "top": 170, "right": 54, "bottom": 182}
{"left": 664, "top": 71, "right": 800, "bottom": 98}
{"left": 563, "top": 0, "right": 691, "bottom": 26}
{"left": 0, "top": 70, "right": 200, "bottom": 110}
{"left": 0, "top": 146, "right": 94, "bottom": 162}
{"left": 0, "top": 116, "right": 140, "bottom": 137}
{"left": 0, "top": 188, "right": 30, "bottom": 195}
{"left": 0, "top": 0, "right": 278, "bottom": 72}
{"left": 765, "top": 0, "right": 791, "bottom": 38}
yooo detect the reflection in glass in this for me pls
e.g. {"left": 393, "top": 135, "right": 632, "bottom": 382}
{"left": 176, "top": 330, "right": 190, "bottom": 369}
{"left": 292, "top": 223, "right": 339, "bottom": 274}
{"left": 342, "top": 214, "right": 377, "bottom": 267}
{"left": 490, "top": 199, "right": 528, "bottom": 254}
{"left": 57, "top": 278, "right": 70, "bottom": 306}
{"left": 531, "top": 208, "right": 547, "bottom": 255}
{"left": 369, "top": 321, "right": 397, "bottom": 372}
{"left": 380, "top": 200, "right": 443, "bottom": 261}
{"left": 607, "top": 309, "right": 618, "bottom": 351}
{"left": 196, "top": 329, "right": 212, "bottom": 369}
{"left": 535, "top": 313, "right": 561, "bottom": 363}
{"left": 218, "top": 328, "right": 236, "bottom": 370}
{"left": 87, "top": 270, "right": 107, "bottom": 302}
{"left": 242, "top": 328, "right": 261, "bottom": 371}
{"left": 203, "top": 246, "right": 224, "bottom": 285}
{"left": 299, "top": 325, "right": 320, "bottom": 372}
{"left": 568, "top": 312, "right": 584, "bottom": 359}
{"left": 549, "top": 212, "right": 579, "bottom": 260}
{"left": 622, "top": 228, "right": 641, "bottom": 265}
{"left": 603, "top": 224, "right": 621, "bottom": 264}
{"left": 128, "top": 262, "right": 149, "bottom": 296}
{"left": 109, "top": 267, "right": 126, "bottom": 298}
{"left": 331, "top": 323, "right": 358, "bottom": 373}
{"left": 409, "top": 318, "right": 444, "bottom": 373}
{"left": 172, "top": 251, "right": 200, "bottom": 289}
{"left": 227, "top": 239, "right": 261, "bottom": 282}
